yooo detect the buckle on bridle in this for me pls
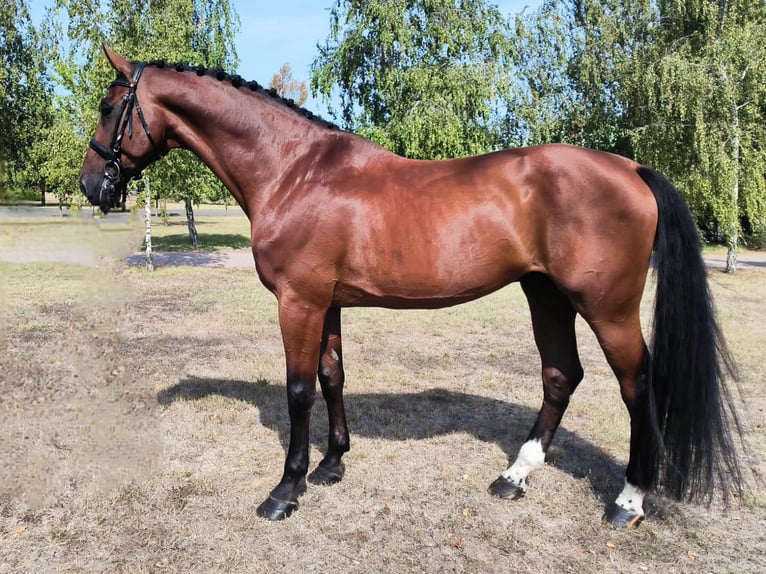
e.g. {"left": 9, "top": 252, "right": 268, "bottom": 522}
{"left": 104, "top": 160, "right": 120, "bottom": 179}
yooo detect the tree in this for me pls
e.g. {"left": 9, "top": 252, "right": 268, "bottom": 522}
{"left": 505, "top": 0, "right": 653, "bottom": 152}
{"left": 0, "top": 0, "right": 53, "bottom": 200}
{"left": 270, "top": 63, "right": 308, "bottom": 107}
{"left": 563, "top": 0, "right": 654, "bottom": 154}
{"left": 629, "top": 0, "right": 766, "bottom": 272}
{"left": 28, "top": 114, "right": 87, "bottom": 212}
{"left": 311, "top": 0, "right": 512, "bottom": 159}
{"left": 502, "top": 0, "right": 578, "bottom": 147}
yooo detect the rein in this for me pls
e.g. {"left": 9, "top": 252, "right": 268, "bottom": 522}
{"left": 89, "top": 62, "right": 162, "bottom": 207}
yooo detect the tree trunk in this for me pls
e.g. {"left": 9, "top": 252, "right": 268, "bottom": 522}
{"left": 185, "top": 197, "right": 199, "bottom": 248}
{"left": 725, "top": 229, "right": 738, "bottom": 273}
{"left": 144, "top": 176, "right": 154, "bottom": 272}
{"left": 725, "top": 101, "right": 740, "bottom": 274}
{"left": 162, "top": 195, "right": 169, "bottom": 225}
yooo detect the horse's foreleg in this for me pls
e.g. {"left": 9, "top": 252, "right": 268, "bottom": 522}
{"left": 256, "top": 297, "right": 326, "bottom": 521}
{"left": 489, "top": 273, "right": 583, "bottom": 499}
{"left": 308, "top": 306, "right": 350, "bottom": 485}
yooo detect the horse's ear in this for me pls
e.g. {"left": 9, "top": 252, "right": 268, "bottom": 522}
{"left": 102, "top": 44, "right": 134, "bottom": 78}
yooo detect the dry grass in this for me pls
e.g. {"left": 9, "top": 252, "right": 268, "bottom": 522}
{"left": 1, "top": 220, "right": 764, "bottom": 573}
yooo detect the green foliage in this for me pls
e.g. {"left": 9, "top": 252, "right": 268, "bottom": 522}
{"left": 0, "top": 0, "right": 54, "bottom": 192}
{"left": 630, "top": 0, "right": 766, "bottom": 252}
{"left": 0, "top": 159, "right": 6, "bottom": 201}
{"left": 564, "top": 0, "right": 653, "bottom": 153}
{"left": 144, "top": 150, "right": 228, "bottom": 205}
{"left": 29, "top": 115, "right": 88, "bottom": 206}
{"left": 506, "top": 0, "right": 653, "bottom": 152}
{"left": 312, "top": 0, "right": 512, "bottom": 159}
{"left": 503, "top": 1, "right": 575, "bottom": 146}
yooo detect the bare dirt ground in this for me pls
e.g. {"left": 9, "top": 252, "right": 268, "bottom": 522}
{"left": 1, "top": 222, "right": 765, "bottom": 573}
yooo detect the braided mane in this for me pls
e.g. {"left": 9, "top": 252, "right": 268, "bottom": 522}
{"left": 144, "top": 60, "right": 340, "bottom": 131}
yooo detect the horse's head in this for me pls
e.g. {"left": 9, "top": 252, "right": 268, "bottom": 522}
{"left": 79, "top": 45, "right": 166, "bottom": 213}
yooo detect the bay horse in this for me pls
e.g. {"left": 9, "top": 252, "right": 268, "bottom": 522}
{"left": 80, "top": 46, "right": 744, "bottom": 528}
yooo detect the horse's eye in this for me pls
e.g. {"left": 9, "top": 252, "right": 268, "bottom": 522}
{"left": 100, "top": 100, "right": 113, "bottom": 116}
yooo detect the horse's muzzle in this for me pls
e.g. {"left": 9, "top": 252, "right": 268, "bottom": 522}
{"left": 80, "top": 173, "right": 120, "bottom": 214}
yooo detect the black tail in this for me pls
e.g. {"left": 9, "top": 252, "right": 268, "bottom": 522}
{"left": 638, "top": 166, "right": 744, "bottom": 502}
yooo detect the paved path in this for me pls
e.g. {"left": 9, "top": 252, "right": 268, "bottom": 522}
{"left": 125, "top": 250, "right": 255, "bottom": 268}
{"left": 702, "top": 252, "right": 766, "bottom": 270}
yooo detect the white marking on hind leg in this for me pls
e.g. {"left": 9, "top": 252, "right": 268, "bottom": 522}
{"left": 501, "top": 439, "right": 545, "bottom": 490}
{"left": 614, "top": 480, "right": 645, "bottom": 516}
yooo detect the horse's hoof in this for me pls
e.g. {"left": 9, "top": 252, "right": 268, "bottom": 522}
{"left": 488, "top": 476, "right": 525, "bottom": 500}
{"left": 256, "top": 496, "right": 298, "bottom": 521}
{"left": 602, "top": 502, "right": 644, "bottom": 529}
{"left": 307, "top": 462, "right": 345, "bottom": 486}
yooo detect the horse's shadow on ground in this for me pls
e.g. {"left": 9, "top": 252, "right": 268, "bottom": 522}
{"left": 157, "top": 377, "right": 626, "bottom": 505}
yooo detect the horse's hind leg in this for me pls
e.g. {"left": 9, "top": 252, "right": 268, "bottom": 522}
{"left": 584, "top": 314, "right": 653, "bottom": 528}
{"left": 308, "top": 306, "right": 350, "bottom": 485}
{"left": 489, "top": 273, "right": 584, "bottom": 499}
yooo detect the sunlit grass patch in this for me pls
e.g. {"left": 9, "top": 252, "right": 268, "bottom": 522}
{"left": 145, "top": 212, "right": 250, "bottom": 251}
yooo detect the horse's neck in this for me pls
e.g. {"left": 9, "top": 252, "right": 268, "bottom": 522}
{"left": 158, "top": 71, "right": 332, "bottom": 213}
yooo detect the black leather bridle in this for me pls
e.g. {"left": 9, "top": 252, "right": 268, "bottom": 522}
{"left": 89, "top": 62, "right": 163, "bottom": 208}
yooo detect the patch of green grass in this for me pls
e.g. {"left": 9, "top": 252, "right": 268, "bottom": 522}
{"left": 150, "top": 232, "right": 251, "bottom": 251}
{"left": 145, "top": 215, "right": 250, "bottom": 251}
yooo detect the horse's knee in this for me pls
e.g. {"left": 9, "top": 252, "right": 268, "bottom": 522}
{"left": 286, "top": 375, "right": 316, "bottom": 412}
{"left": 318, "top": 364, "right": 342, "bottom": 386}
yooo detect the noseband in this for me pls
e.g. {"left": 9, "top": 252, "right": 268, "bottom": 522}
{"left": 89, "top": 62, "right": 162, "bottom": 206}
